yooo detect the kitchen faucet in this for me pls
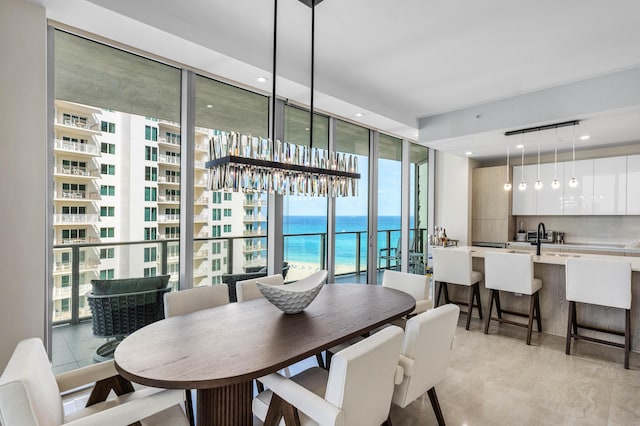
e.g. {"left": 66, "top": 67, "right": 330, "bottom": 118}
{"left": 536, "top": 222, "right": 546, "bottom": 256}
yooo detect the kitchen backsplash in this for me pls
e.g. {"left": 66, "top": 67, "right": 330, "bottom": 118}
{"left": 514, "top": 216, "right": 640, "bottom": 245}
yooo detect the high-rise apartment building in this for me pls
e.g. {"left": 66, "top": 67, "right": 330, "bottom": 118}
{"left": 52, "top": 100, "right": 267, "bottom": 323}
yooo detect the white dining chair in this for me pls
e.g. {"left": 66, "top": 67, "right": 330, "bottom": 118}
{"left": 484, "top": 252, "right": 542, "bottom": 345}
{"left": 252, "top": 325, "right": 404, "bottom": 426}
{"left": 0, "top": 338, "right": 189, "bottom": 426}
{"left": 382, "top": 269, "right": 432, "bottom": 317}
{"left": 236, "top": 273, "right": 284, "bottom": 302}
{"left": 565, "top": 257, "right": 632, "bottom": 369}
{"left": 163, "top": 284, "right": 230, "bottom": 422}
{"left": 432, "top": 247, "right": 483, "bottom": 330}
{"left": 163, "top": 283, "right": 230, "bottom": 318}
{"left": 391, "top": 304, "right": 460, "bottom": 426}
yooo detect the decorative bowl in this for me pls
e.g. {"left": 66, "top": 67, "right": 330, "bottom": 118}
{"left": 256, "top": 270, "right": 327, "bottom": 314}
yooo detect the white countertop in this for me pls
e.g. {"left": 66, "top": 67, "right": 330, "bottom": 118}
{"left": 464, "top": 245, "right": 640, "bottom": 272}
{"left": 508, "top": 241, "right": 640, "bottom": 254}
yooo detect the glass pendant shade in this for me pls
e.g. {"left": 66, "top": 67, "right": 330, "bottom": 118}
{"left": 551, "top": 179, "right": 560, "bottom": 189}
{"left": 569, "top": 177, "right": 579, "bottom": 187}
{"left": 552, "top": 128, "right": 559, "bottom": 189}
{"left": 535, "top": 130, "right": 542, "bottom": 190}
{"left": 504, "top": 146, "right": 511, "bottom": 191}
{"left": 518, "top": 143, "right": 526, "bottom": 191}
{"left": 518, "top": 181, "right": 527, "bottom": 191}
{"left": 569, "top": 123, "right": 579, "bottom": 188}
{"left": 535, "top": 180, "right": 543, "bottom": 190}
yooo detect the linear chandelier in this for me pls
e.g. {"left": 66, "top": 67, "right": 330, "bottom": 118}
{"left": 503, "top": 120, "right": 580, "bottom": 191}
{"left": 206, "top": 0, "right": 360, "bottom": 197}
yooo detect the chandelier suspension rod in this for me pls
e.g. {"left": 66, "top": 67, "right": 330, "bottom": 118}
{"left": 270, "top": 0, "right": 278, "bottom": 141}
{"left": 309, "top": 0, "right": 315, "bottom": 149}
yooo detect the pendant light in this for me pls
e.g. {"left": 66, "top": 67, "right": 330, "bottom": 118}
{"left": 518, "top": 135, "right": 526, "bottom": 191}
{"left": 534, "top": 129, "right": 543, "bottom": 190}
{"left": 569, "top": 123, "right": 579, "bottom": 188}
{"left": 504, "top": 145, "right": 512, "bottom": 190}
{"left": 551, "top": 127, "right": 560, "bottom": 189}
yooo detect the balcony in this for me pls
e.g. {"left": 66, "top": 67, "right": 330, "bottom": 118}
{"left": 243, "top": 199, "right": 264, "bottom": 207}
{"left": 193, "top": 214, "right": 208, "bottom": 223}
{"left": 195, "top": 195, "right": 209, "bottom": 204}
{"left": 157, "top": 154, "right": 180, "bottom": 166}
{"left": 55, "top": 118, "right": 101, "bottom": 135}
{"left": 195, "top": 142, "right": 209, "bottom": 152}
{"left": 243, "top": 214, "right": 267, "bottom": 222}
{"left": 158, "top": 214, "right": 179, "bottom": 223}
{"left": 157, "top": 136, "right": 180, "bottom": 147}
{"left": 54, "top": 165, "right": 99, "bottom": 179}
{"left": 194, "top": 160, "right": 206, "bottom": 169}
{"left": 194, "top": 178, "right": 208, "bottom": 187}
{"left": 53, "top": 214, "right": 100, "bottom": 225}
{"left": 55, "top": 236, "right": 100, "bottom": 245}
{"left": 54, "top": 190, "right": 100, "bottom": 201}
{"left": 158, "top": 195, "right": 180, "bottom": 204}
{"left": 194, "top": 249, "right": 209, "bottom": 259}
{"left": 53, "top": 260, "right": 100, "bottom": 274}
{"left": 243, "top": 229, "right": 266, "bottom": 237}
{"left": 54, "top": 139, "right": 100, "bottom": 156}
{"left": 158, "top": 175, "right": 180, "bottom": 185}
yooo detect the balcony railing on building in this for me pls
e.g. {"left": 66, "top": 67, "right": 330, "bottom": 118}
{"left": 54, "top": 139, "right": 100, "bottom": 155}
{"left": 55, "top": 190, "right": 100, "bottom": 201}
{"left": 53, "top": 214, "right": 100, "bottom": 225}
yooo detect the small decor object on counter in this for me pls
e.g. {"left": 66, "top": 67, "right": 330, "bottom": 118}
{"left": 256, "top": 270, "right": 327, "bottom": 314}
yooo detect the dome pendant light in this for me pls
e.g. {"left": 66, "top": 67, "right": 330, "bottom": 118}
{"left": 534, "top": 130, "right": 543, "bottom": 190}
{"left": 569, "top": 123, "right": 579, "bottom": 188}
{"left": 551, "top": 127, "right": 560, "bottom": 189}
{"left": 518, "top": 136, "right": 526, "bottom": 191}
{"left": 504, "top": 145, "right": 512, "bottom": 191}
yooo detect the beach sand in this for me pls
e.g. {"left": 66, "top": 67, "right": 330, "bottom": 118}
{"left": 285, "top": 260, "right": 360, "bottom": 282}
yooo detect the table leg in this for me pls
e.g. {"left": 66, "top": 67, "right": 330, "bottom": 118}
{"left": 197, "top": 382, "right": 253, "bottom": 426}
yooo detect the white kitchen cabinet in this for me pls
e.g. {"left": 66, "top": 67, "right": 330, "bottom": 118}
{"left": 512, "top": 164, "right": 537, "bottom": 215}
{"left": 627, "top": 155, "right": 640, "bottom": 214}
{"left": 536, "top": 162, "right": 564, "bottom": 215}
{"left": 593, "top": 156, "right": 627, "bottom": 215}
{"left": 563, "top": 159, "right": 594, "bottom": 215}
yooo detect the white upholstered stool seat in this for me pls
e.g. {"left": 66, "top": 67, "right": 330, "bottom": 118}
{"left": 484, "top": 252, "right": 542, "bottom": 345}
{"left": 565, "top": 258, "right": 632, "bottom": 369}
{"left": 432, "top": 247, "right": 483, "bottom": 330}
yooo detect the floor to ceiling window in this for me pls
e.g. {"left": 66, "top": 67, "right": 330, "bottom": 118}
{"left": 377, "top": 134, "right": 403, "bottom": 273}
{"left": 334, "top": 120, "right": 369, "bottom": 280}
{"left": 194, "top": 75, "right": 269, "bottom": 286}
{"left": 282, "top": 105, "right": 329, "bottom": 282}
{"left": 52, "top": 29, "right": 181, "bottom": 371}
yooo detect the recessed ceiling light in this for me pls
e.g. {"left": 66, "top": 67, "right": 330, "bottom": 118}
{"left": 256, "top": 77, "right": 267, "bottom": 83}
{"left": 465, "top": 151, "right": 473, "bottom": 156}
{"left": 580, "top": 135, "right": 590, "bottom": 140}
{"left": 354, "top": 113, "right": 363, "bottom": 117}
{"left": 206, "top": 104, "right": 213, "bottom": 108}
{"left": 516, "top": 144, "right": 524, "bottom": 149}
{"left": 304, "top": 127, "right": 310, "bottom": 131}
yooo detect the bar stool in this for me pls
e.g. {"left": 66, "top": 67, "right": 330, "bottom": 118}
{"left": 484, "top": 252, "right": 542, "bottom": 345}
{"left": 565, "top": 258, "right": 632, "bottom": 369}
{"left": 432, "top": 247, "right": 483, "bottom": 330}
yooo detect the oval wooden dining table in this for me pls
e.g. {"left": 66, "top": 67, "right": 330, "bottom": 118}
{"left": 114, "top": 283, "right": 415, "bottom": 426}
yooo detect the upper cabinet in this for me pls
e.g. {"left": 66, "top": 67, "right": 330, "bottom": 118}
{"left": 536, "top": 162, "right": 564, "bottom": 215}
{"left": 512, "top": 164, "right": 537, "bottom": 215}
{"left": 626, "top": 155, "right": 640, "bottom": 214}
{"left": 593, "top": 156, "right": 627, "bottom": 215}
{"left": 563, "top": 159, "right": 594, "bottom": 215}
{"left": 472, "top": 165, "right": 513, "bottom": 243}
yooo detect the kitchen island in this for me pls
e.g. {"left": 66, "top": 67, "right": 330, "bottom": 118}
{"left": 442, "top": 246, "right": 640, "bottom": 352}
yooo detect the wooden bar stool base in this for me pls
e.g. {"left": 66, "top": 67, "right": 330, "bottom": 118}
{"left": 484, "top": 289, "right": 542, "bottom": 345}
{"left": 565, "top": 301, "right": 631, "bottom": 369}
{"left": 435, "top": 281, "right": 483, "bottom": 330}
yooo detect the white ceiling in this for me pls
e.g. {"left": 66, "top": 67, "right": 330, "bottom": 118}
{"left": 38, "top": 0, "right": 640, "bottom": 158}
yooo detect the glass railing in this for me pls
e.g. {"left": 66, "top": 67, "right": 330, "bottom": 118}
{"left": 53, "top": 228, "right": 426, "bottom": 325}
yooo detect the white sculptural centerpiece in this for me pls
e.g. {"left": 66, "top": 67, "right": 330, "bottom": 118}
{"left": 256, "top": 270, "right": 328, "bottom": 314}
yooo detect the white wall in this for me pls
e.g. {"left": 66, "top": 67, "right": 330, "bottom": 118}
{"left": 0, "top": 0, "right": 47, "bottom": 369}
{"left": 434, "top": 151, "right": 475, "bottom": 245}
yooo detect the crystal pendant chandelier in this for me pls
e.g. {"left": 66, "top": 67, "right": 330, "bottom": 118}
{"left": 206, "top": 0, "right": 360, "bottom": 197}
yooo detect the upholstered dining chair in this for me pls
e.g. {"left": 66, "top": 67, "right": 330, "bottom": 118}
{"left": 382, "top": 269, "right": 432, "bottom": 317}
{"left": 163, "top": 284, "right": 230, "bottom": 424}
{"left": 391, "top": 304, "right": 460, "bottom": 426}
{"left": 0, "top": 338, "right": 189, "bottom": 426}
{"left": 252, "top": 325, "right": 404, "bottom": 426}
{"left": 236, "top": 274, "right": 284, "bottom": 302}
{"left": 163, "top": 283, "right": 230, "bottom": 318}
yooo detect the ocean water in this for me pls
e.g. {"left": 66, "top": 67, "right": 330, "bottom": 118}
{"left": 283, "top": 215, "right": 409, "bottom": 267}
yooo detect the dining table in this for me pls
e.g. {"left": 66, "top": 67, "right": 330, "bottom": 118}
{"left": 114, "top": 283, "right": 415, "bottom": 426}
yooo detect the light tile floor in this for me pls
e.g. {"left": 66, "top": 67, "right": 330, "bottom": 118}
{"left": 390, "top": 316, "right": 640, "bottom": 426}
{"left": 60, "top": 314, "right": 640, "bottom": 425}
